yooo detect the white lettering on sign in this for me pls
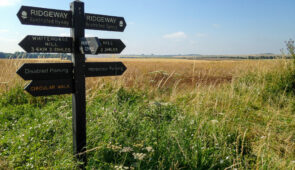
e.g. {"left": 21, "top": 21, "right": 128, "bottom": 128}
{"left": 24, "top": 68, "right": 69, "bottom": 74}
{"left": 31, "top": 36, "right": 69, "bottom": 42}
{"left": 45, "top": 42, "right": 57, "bottom": 47}
{"left": 88, "top": 67, "right": 108, "bottom": 72}
{"left": 49, "top": 68, "right": 69, "bottom": 74}
{"left": 30, "top": 9, "right": 68, "bottom": 19}
{"left": 109, "top": 66, "right": 123, "bottom": 71}
{"left": 104, "top": 48, "right": 118, "bottom": 53}
{"left": 102, "top": 41, "right": 113, "bottom": 46}
{"left": 86, "top": 15, "right": 117, "bottom": 24}
{"left": 25, "top": 68, "right": 48, "bottom": 74}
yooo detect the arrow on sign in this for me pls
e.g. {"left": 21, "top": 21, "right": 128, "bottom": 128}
{"left": 19, "top": 35, "right": 73, "bottom": 53}
{"left": 85, "top": 13, "right": 126, "bottom": 32}
{"left": 25, "top": 79, "right": 73, "bottom": 96}
{"left": 17, "top": 63, "right": 73, "bottom": 80}
{"left": 85, "top": 62, "right": 127, "bottom": 77}
{"left": 17, "top": 6, "right": 72, "bottom": 28}
{"left": 80, "top": 37, "right": 101, "bottom": 55}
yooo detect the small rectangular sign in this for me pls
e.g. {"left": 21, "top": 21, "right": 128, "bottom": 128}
{"left": 17, "top": 6, "right": 72, "bottom": 28}
{"left": 85, "top": 62, "right": 127, "bottom": 77}
{"left": 85, "top": 13, "right": 126, "bottom": 32}
{"left": 25, "top": 79, "right": 73, "bottom": 96}
{"left": 80, "top": 37, "right": 101, "bottom": 55}
{"left": 17, "top": 63, "right": 73, "bottom": 80}
{"left": 19, "top": 35, "right": 73, "bottom": 53}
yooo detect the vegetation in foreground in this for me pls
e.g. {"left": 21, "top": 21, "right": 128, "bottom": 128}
{"left": 0, "top": 41, "right": 295, "bottom": 169}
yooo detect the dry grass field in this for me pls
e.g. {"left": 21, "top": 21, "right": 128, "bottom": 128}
{"left": 1, "top": 58, "right": 294, "bottom": 169}
{"left": 0, "top": 58, "right": 283, "bottom": 94}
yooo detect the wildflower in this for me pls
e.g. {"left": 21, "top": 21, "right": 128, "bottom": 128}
{"left": 133, "top": 143, "right": 143, "bottom": 148}
{"left": 114, "top": 165, "right": 129, "bottom": 170}
{"left": 121, "top": 147, "right": 133, "bottom": 153}
{"left": 133, "top": 153, "right": 146, "bottom": 161}
{"left": 145, "top": 146, "right": 154, "bottom": 153}
{"left": 107, "top": 144, "right": 122, "bottom": 151}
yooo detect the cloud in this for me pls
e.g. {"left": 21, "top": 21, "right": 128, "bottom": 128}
{"left": 196, "top": 33, "right": 207, "bottom": 38}
{"left": 0, "top": 0, "right": 21, "bottom": 7}
{"left": 60, "top": 33, "right": 70, "bottom": 36}
{"left": 0, "top": 29, "right": 9, "bottom": 33}
{"left": 0, "top": 37, "right": 17, "bottom": 42}
{"left": 212, "top": 24, "right": 221, "bottom": 28}
{"left": 128, "top": 22, "right": 135, "bottom": 25}
{"left": 163, "top": 32, "right": 187, "bottom": 39}
{"left": 189, "top": 40, "right": 197, "bottom": 45}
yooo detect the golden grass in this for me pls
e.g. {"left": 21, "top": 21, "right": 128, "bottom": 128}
{"left": 85, "top": 58, "right": 283, "bottom": 94}
{"left": 0, "top": 58, "right": 284, "bottom": 94}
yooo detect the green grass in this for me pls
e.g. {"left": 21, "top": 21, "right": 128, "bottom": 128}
{"left": 1, "top": 59, "right": 295, "bottom": 169}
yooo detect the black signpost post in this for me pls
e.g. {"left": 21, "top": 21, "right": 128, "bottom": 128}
{"left": 71, "top": 1, "right": 87, "bottom": 166}
{"left": 16, "top": 0, "right": 127, "bottom": 168}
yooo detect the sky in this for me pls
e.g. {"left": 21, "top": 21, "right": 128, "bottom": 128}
{"left": 0, "top": 0, "right": 294, "bottom": 55}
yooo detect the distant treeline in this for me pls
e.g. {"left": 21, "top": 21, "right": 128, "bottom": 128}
{"left": 0, "top": 52, "right": 290, "bottom": 60}
{"left": 0, "top": 52, "right": 71, "bottom": 60}
{"left": 202, "top": 55, "right": 290, "bottom": 60}
{"left": 120, "top": 55, "right": 290, "bottom": 60}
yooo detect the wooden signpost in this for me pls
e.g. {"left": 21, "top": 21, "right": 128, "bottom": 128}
{"left": 16, "top": 1, "right": 126, "bottom": 168}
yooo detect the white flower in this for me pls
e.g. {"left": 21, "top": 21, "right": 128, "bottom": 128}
{"left": 133, "top": 153, "right": 146, "bottom": 161}
{"left": 145, "top": 146, "right": 154, "bottom": 153}
{"left": 121, "top": 147, "right": 133, "bottom": 153}
{"left": 114, "top": 165, "right": 129, "bottom": 170}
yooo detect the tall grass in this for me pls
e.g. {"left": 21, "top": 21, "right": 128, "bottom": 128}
{"left": 0, "top": 51, "right": 295, "bottom": 169}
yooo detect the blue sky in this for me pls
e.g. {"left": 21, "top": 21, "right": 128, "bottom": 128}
{"left": 0, "top": 0, "right": 294, "bottom": 55}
